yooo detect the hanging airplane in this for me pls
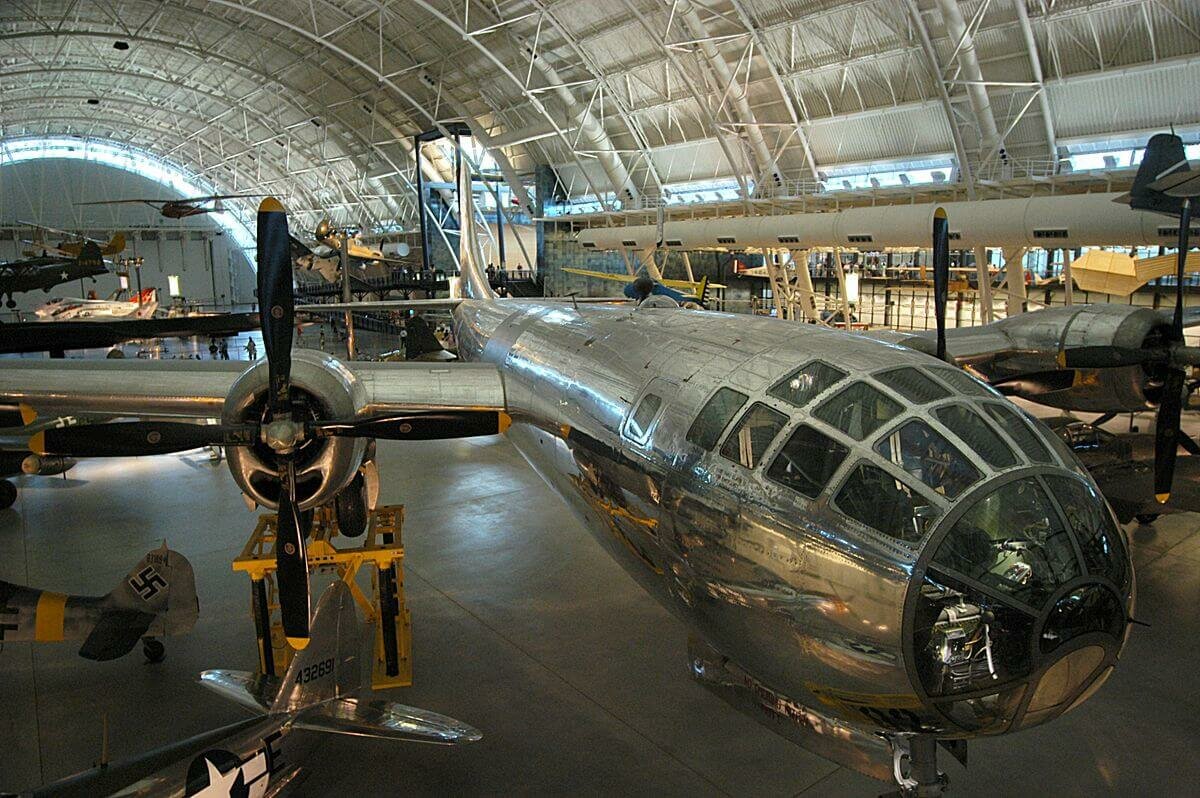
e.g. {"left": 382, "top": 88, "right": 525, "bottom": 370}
{"left": 11, "top": 582, "right": 479, "bottom": 797}
{"left": 562, "top": 267, "right": 716, "bottom": 306}
{"left": 74, "top": 193, "right": 262, "bottom": 219}
{"left": 2, "top": 178, "right": 1141, "bottom": 795}
{"left": 19, "top": 222, "right": 126, "bottom": 259}
{"left": 34, "top": 288, "right": 159, "bottom": 320}
{"left": 0, "top": 542, "right": 197, "bottom": 662}
{"left": 0, "top": 241, "right": 107, "bottom": 309}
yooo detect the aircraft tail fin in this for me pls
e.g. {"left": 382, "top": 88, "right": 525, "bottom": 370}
{"left": 270, "top": 580, "right": 361, "bottom": 714}
{"left": 696, "top": 275, "right": 710, "bottom": 306}
{"left": 200, "top": 581, "right": 481, "bottom": 744}
{"left": 79, "top": 543, "right": 199, "bottom": 660}
{"left": 101, "top": 232, "right": 126, "bottom": 256}
{"left": 457, "top": 154, "right": 497, "bottom": 301}
{"left": 104, "top": 542, "right": 199, "bottom": 635}
{"left": 75, "top": 241, "right": 104, "bottom": 270}
{"left": 1128, "top": 133, "right": 1189, "bottom": 216}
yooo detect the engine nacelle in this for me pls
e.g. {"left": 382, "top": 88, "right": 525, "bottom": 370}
{"left": 223, "top": 349, "right": 369, "bottom": 510}
{"left": 975, "top": 305, "right": 1175, "bottom": 412}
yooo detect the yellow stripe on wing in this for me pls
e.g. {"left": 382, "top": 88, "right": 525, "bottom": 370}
{"left": 34, "top": 591, "right": 67, "bottom": 641}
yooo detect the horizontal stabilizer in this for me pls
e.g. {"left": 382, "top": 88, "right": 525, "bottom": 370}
{"left": 292, "top": 696, "right": 481, "bottom": 745}
{"left": 78, "top": 608, "right": 154, "bottom": 661}
{"left": 198, "top": 669, "right": 279, "bottom": 714}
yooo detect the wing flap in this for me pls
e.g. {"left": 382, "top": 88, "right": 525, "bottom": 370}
{"left": 349, "top": 362, "right": 506, "bottom": 413}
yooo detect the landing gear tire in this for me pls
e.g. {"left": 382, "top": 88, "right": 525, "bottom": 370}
{"left": 0, "top": 480, "right": 17, "bottom": 509}
{"left": 1135, "top": 513, "right": 1160, "bottom": 525}
{"left": 142, "top": 638, "right": 165, "bottom": 663}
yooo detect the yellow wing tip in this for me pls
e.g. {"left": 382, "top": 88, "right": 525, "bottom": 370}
{"left": 28, "top": 431, "right": 46, "bottom": 456}
{"left": 497, "top": 412, "right": 512, "bottom": 434}
{"left": 1155, "top": 493, "right": 1170, "bottom": 504}
{"left": 19, "top": 404, "right": 36, "bottom": 426}
{"left": 286, "top": 636, "right": 310, "bottom": 650}
{"left": 259, "top": 197, "right": 285, "bottom": 213}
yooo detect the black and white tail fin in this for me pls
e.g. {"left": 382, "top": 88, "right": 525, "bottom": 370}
{"left": 200, "top": 581, "right": 480, "bottom": 745}
{"left": 79, "top": 543, "right": 199, "bottom": 660}
{"left": 105, "top": 542, "right": 199, "bottom": 635}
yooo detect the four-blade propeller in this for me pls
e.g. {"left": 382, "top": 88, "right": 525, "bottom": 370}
{"left": 29, "top": 197, "right": 508, "bottom": 648}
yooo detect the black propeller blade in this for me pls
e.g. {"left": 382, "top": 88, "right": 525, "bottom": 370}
{"left": 274, "top": 459, "right": 312, "bottom": 649}
{"left": 310, "top": 411, "right": 510, "bottom": 441}
{"left": 931, "top": 208, "right": 950, "bottom": 362}
{"left": 0, "top": 403, "right": 35, "bottom": 428}
{"left": 31, "top": 421, "right": 255, "bottom": 457}
{"left": 258, "top": 197, "right": 295, "bottom": 417}
{"left": 1153, "top": 196, "right": 1194, "bottom": 503}
{"left": 256, "top": 198, "right": 313, "bottom": 646}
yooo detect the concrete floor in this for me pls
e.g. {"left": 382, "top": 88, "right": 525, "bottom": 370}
{"left": 1, "top": 431, "right": 1199, "bottom": 796}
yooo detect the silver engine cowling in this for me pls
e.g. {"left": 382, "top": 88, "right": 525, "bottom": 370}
{"left": 222, "top": 349, "right": 369, "bottom": 510}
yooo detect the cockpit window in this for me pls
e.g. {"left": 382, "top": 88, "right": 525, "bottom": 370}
{"left": 687, "top": 387, "right": 748, "bottom": 450}
{"left": 814, "top": 381, "right": 902, "bottom": 440}
{"left": 1043, "top": 475, "right": 1127, "bottom": 587}
{"left": 875, "top": 420, "right": 982, "bottom": 499}
{"left": 720, "top": 402, "right": 788, "bottom": 469}
{"left": 876, "top": 367, "right": 951, "bottom": 403}
{"left": 933, "top": 367, "right": 999, "bottom": 399}
{"left": 835, "top": 462, "right": 941, "bottom": 543}
{"left": 625, "top": 393, "right": 662, "bottom": 443}
{"left": 766, "top": 424, "right": 848, "bottom": 499}
{"left": 768, "top": 361, "right": 846, "bottom": 408}
{"left": 932, "top": 477, "right": 1081, "bottom": 606}
{"left": 935, "top": 404, "right": 1018, "bottom": 469}
{"left": 982, "top": 403, "right": 1052, "bottom": 464}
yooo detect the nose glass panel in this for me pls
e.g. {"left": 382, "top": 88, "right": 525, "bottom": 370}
{"left": 909, "top": 469, "right": 1130, "bottom": 734}
{"left": 931, "top": 476, "right": 1081, "bottom": 606}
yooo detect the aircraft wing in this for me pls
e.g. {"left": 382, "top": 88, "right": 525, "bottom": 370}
{"left": 561, "top": 266, "right": 725, "bottom": 291}
{"left": 0, "top": 359, "right": 507, "bottom": 419}
{"left": 0, "top": 312, "right": 261, "bottom": 355}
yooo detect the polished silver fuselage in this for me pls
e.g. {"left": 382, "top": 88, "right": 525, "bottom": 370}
{"left": 457, "top": 302, "right": 930, "bottom": 718}
{"left": 454, "top": 298, "right": 1132, "bottom": 750}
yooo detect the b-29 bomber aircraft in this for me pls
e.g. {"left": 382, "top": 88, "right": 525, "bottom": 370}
{"left": 0, "top": 180, "right": 1136, "bottom": 795}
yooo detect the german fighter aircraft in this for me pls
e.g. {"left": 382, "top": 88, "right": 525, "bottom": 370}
{"left": 74, "top": 193, "right": 262, "bottom": 220}
{"left": 1, "top": 175, "right": 1139, "bottom": 795}
{"left": 11, "top": 581, "right": 478, "bottom": 796}
{"left": 0, "top": 542, "right": 197, "bottom": 662}
{"left": 0, "top": 241, "right": 107, "bottom": 309}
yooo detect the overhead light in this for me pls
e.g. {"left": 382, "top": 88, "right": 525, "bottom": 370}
{"left": 167, "top": 275, "right": 181, "bottom": 297}
{"left": 86, "top": 98, "right": 99, "bottom": 106}
{"left": 113, "top": 40, "right": 129, "bottom": 50}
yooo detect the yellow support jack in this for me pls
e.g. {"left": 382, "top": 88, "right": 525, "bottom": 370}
{"left": 232, "top": 504, "right": 412, "bottom": 690}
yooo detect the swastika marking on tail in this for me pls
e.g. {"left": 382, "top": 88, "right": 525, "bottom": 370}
{"left": 129, "top": 566, "right": 167, "bottom": 600}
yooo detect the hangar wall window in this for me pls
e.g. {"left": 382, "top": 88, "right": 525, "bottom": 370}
{"left": 687, "top": 387, "right": 749, "bottom": 450}
{"left": 835, "top": 463, "right": 940, "bottom": 543}
{"left": 720, "top": 403, "right": 788, "bottom": 469}
{"left": 768, "top": 361, "right": 846, "bottom": 408}
{"left": 0, "top": 137, "right": 256, "bottom": 256}
{"left": 767, "top": 425, "right": 848, "bottom": 499}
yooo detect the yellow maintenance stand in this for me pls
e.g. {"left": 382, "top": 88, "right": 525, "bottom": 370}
{"left": 232, "top": 504, "right": 412, "bottom": 689}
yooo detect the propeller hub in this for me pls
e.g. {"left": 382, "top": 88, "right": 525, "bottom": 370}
{"left": 262, "top": 418, "right": 306, "bottom": 453}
